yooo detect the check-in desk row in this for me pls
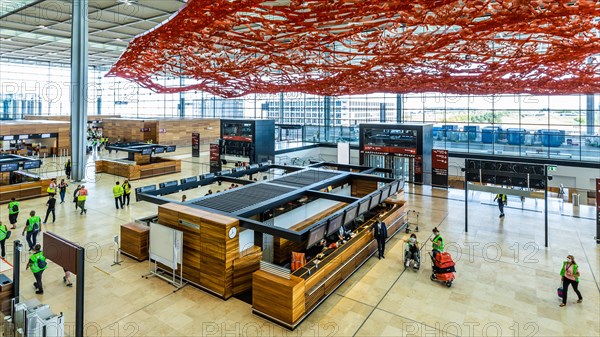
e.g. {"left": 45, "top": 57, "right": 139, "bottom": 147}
{"left": 96, "top": 156, "right": 181, "bottom": 180}
{"left": 252, "top": 198, "right": 407, "bottom": 328}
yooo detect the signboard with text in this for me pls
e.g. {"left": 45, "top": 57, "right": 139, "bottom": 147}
{"left": 432, "top": 149, "right": 449, "bottom": 187}
{"left": 192, "top": 132, "right": 200, "bottom": 158}
{"left": 209, "top": 143, "right": 221, "bottom": 174}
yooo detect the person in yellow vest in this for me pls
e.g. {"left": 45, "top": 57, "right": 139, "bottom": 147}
{"left": 8, "top": 197, "right": 19, "bottom": 229}
{"left": 21, "top": 210, "right": 41, "bottom": 251}
{"left": 113, "top": 181, "right": 124, "bottom": 209}
{"left": 77, "top": 185, "right": 88, "bottom": 215}
{"left": 26, "top": 244, "right": 47, "bottom": 294}
{"left": 0, "top": 221, "right": 8, "bottom": 258}
{"left": 46, "top": 178, "right": 57, "bottom": 197}
{"left": 122, "top": 180, "right": 132, "bottom": 207}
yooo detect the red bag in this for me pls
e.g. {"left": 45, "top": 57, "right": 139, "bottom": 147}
{"left": 434, "top": 272, "right": 455, "bottom": 281}
{"left": 435, "top": 252, "right": 455, "bottom": 268}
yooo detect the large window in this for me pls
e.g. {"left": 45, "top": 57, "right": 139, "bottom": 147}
{"left": 1, "top": 59, "right": 598, "bottom": 162}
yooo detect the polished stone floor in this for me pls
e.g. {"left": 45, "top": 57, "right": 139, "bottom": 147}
{"left": 2, "top": 147, "right": 598, "bottom": 337}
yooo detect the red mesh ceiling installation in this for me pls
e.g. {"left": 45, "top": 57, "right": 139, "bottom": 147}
{"left": 106, "top": 0, "right": 600, "bottom": 98}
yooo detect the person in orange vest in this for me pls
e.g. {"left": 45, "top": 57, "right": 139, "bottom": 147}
{"left": 76, "top": 185, "right": 88, "bottom": 215}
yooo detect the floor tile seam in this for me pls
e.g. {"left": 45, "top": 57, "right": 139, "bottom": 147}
{"left": 574, "top": 228, "right": 600, "bottom": 293}
{"left": 370, "top": 307, "right": 460, "bottom": 337}
{"left": 94, "top": 289, "right": 178, "bottom": 333}
{"left": 350, "top": 214, "right": 449, "bottom": 337}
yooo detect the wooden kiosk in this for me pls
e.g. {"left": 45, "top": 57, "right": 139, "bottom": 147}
{"left": 96, "top": 143, "right": 181, "bottom": 180}
{"left": 132, "top": 164, "right": 406, "bottom": 329}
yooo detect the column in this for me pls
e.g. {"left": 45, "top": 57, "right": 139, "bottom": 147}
{"left": 70, "top": 0, "right": 89, "bottom": 181}
{"left": 586, "top": 94, "right": 595, "bottom": 136}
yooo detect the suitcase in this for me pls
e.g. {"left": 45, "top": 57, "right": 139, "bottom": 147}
{"left": 435, "top": 252, "right": 455, "bottom": 268}
{"left": 557, "top": 287, "right": 564, "bottom": 299}
{"left": 434, "top": 272, "right": 454, "bottom": 281}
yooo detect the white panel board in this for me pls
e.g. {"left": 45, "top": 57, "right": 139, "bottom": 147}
{"left": 337, "top": 142, "right": 350, "bottom": 165}
{"left": 149, "top": 222, "right": 183, "bottom": 270}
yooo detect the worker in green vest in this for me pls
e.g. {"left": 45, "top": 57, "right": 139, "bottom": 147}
{"left": 8, "top": 197, "right": 19, "bottom": 229}
{"left": 26, "top": 244, "right": 47, "bottom": 294}
{"left": 431, "top": 227, "right": 444, "bottom": 258}
{"left": 0, "top": 221, "right": 8, "bottom": 258}
{"left": 113, "top": 181, "right": 124, "bottom": 209}
{"left": 21, "top": 210, "right": 42, "bottom": 251}
{"left": 122, "top": 180, "right": 132, "bottom": 207}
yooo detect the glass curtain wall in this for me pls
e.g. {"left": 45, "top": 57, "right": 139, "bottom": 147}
{"left": 1, "top": 59, "right": 598, "bottom": 162}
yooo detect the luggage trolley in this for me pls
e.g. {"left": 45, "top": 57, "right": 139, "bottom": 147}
{"left": 404, "top": 210, "right": 420, "bottom": 233}
{"left": 429, "top": 251, "right": 456, "bottom": 287}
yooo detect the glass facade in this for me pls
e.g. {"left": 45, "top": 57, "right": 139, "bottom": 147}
{"left": 1, "top": 59, "right": 598, "bottom": 162}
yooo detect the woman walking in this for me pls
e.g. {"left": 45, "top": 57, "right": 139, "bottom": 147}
{"left": 58, "top": 179, "right": 68, "bottom": 204}
{"left": 559, "top": 254, "right": 583, "bottom": 307}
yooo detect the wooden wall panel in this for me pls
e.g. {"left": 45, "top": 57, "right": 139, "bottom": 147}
{"left": 0, "top": 120, "right": 70, "bottom": 154}
{"left": 156, "top": 119, "right": 220, "bottom": 146}
{"left": 351, "top": 178, "right": 377, "bottom": 198}
{"left": 102, "top": 118, "right": 148, "bottom": 143}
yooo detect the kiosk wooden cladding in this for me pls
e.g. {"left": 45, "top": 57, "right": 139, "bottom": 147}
{"left": 232, "top": 245, "right": 262, "bottom": 295}
{"left": 157, "top": 203, "right": 239, "bottom": 299}
{"left": 253, "top": 271, "right": 305, "bottom": 325}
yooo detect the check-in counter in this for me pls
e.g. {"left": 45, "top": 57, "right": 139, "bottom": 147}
{"left": 96, "top": 156, "right": 181, "bottom": 180}
{"left": 0, "top": 171, "right": 51, "bottom": 203}
{"left": 252, "top": 198, "right": 406, "bottom": 328}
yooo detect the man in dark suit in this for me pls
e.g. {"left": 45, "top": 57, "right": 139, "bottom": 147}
{"left": 372, "top": 215, "right": 388, "bottom": 259}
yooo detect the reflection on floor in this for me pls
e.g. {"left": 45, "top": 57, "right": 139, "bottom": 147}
{"left": 3, "top": 147, "right": 598, "bottom": 336}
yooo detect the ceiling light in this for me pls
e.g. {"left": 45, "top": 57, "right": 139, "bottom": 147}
{"left": 117, "top": 0, "right": 138, "bottom": 5}
{"left": 37, "top": 25, "right": 47, "bottom": 29}
{"left": 115, "top": 38, "right": 122, "bottom": 41}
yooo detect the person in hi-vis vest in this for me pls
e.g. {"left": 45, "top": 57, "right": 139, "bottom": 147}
{"left": 21, "top": 210, "right": 41, "bottom": 251}
{"left": 113, "top": 181, "right": 124, "bottom": 209}
{"left": 77, "top": 185, "right": 88, "bottom": 215}
{"left": 494, "top": 193, "right": 507, "bottom": 218}
{"left": 122, "top": 180, "right": 132, "bottom": 207}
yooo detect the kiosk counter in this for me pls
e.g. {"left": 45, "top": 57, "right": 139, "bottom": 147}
{"left": 252, "top": 198, "right": 406, "bottom": 328}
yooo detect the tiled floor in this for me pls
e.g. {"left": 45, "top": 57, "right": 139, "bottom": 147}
{"left": 2, "top": 147, "right": 598, "bottom": 336}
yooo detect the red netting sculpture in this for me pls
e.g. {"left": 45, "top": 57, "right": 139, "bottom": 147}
{"left": 106, "top": 0, "right": 600, "bottom": 97}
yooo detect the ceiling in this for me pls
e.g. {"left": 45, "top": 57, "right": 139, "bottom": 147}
{"left": 0, "top": 0, "right": 188, "bottom": 67}
{"left": 106, "top": 0, "right": 600, "bottom": 97}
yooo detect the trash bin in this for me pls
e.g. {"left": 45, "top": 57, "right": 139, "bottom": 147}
{"left": 572, "top": 193, "right": 580, "bottom": 206}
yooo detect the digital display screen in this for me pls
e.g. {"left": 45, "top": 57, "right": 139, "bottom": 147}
{"left": 181, "top": 177, "right": 197, "bottom": 184}
{"left": 343, "top": 205, "right": 358, "bottom": 225}
{"left": 41, "top": 134, "right": 51, "bottom": 138}
{"left": 166, "top": 146, "right": 176, "bottom": 152}
{"left": 220, "top": 170, "right": 232, "bottom": 175}
{"left": 307, "top": 223, "right": 326, "bottom": 248}
{"left": 326, "top": 213, "right": 343, "bottom": 236}
{"left": 138, "top": 185, "right": 157, "bottom": 193}
{"left": 203, "top": 173, "right": 215, "bottom": 179}
{"left": 18, "top": 135, "right": 29, "bottom": 140}
{"left": 0, "top": 163, "right": 19, "bottom": 172}
{"left": 153, "top": 147, "right": 164, "bottom": 154}
{"left": 3, "top": 135, "right": 14, "bottom": 141}
{"left": 23, "top": 161, "right": 41, "bottom": 170}
{"left": 380, "top": 186, "right": 390, "bottom": 202}
{"left": 141, "top": 148, "right": 152, "bottom": 155}
{"left": 369, "top": 192, "right": 382, "bottom": 210}
{"left": 358, "top": 199, "right": 370, "bottom": 215}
